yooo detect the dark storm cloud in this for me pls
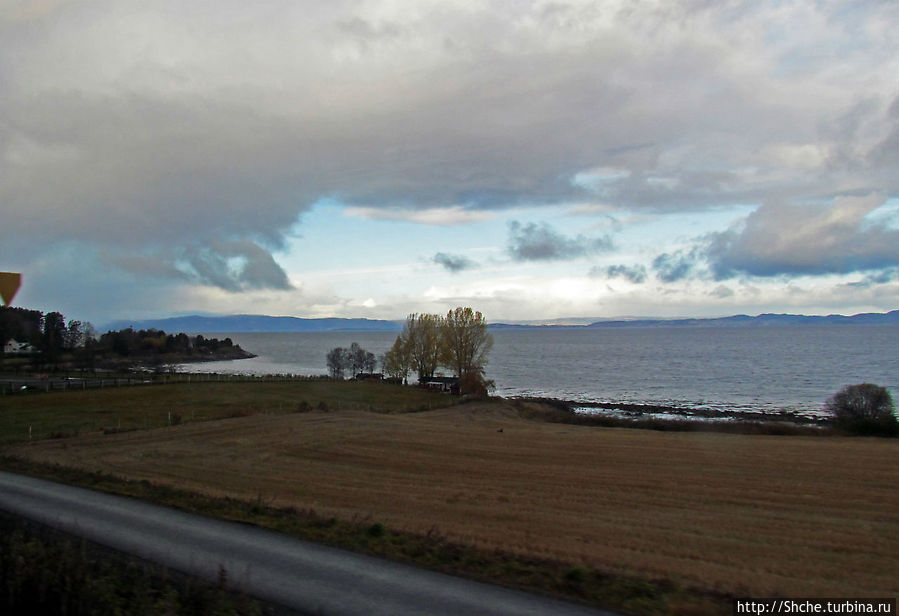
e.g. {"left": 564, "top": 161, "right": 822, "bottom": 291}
{"left": 433, "top": 252, "right": 478, "bottom": 273}
{"left": 507, "top": 221, "right": 612, "bottom": 262}
{"left": 182, "top": 241, "right": 293, "bottom": 291}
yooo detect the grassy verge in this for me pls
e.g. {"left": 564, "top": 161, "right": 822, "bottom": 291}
{"left": 0, "top": 456, "right": 726, "bottom": 615}
{"left": 0, "top": 510, "right": 284, "bottom": 616}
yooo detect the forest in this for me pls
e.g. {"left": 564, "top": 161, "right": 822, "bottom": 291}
{"left": 0, "top": 306, "right": 252, "bottom": 370}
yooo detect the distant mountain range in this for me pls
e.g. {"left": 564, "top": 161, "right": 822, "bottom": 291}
{"left": 102, "top": 315, "right": 403, "bottom": 333}
{"left": 102, "top": 310, "right": 899, "bottom": 334}
{"left": 492, "top": 310, "right": 899, "bottom": 329}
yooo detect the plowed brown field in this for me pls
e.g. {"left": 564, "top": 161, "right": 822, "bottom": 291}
{"left": 13, "top": 402, "right": 899, "bottom": 597}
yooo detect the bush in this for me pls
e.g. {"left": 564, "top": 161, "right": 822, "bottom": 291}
{"left": 564, "top": 566, "right": 588, "bottom": 584}
{"left": 458, "top": 370, "right": 495, "bottom": 398}
{"left": 826, "top": 383, "right": 898, "bottom": 436}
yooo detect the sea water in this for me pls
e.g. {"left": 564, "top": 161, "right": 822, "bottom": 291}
{"left": 178, "top": 324, "right": 899, "bottom": 415}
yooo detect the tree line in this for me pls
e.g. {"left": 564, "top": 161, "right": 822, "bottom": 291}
{"left": 326, "top": 306, "right": 493, "bottom": 393}
{"left": 325, "top": 307, "right": 494, "bottom": 395}
{"left": 97, "top": 328, "right": 243, "bottom": 359}
{"left": 385, "top": 307, "right": 493, "bottom": 390}
{"left": 326, "top": 342, "right": 377, "bottom": 380}
{"left": 0, "top": 306, "right": 93, "bottom": 359}
{"left": 1, "top": 306, "right": 247, "bottom": 369}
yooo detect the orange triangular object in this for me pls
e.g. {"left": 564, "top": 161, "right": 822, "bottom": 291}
{"left": 0, "top": 272, "right": 21, "bottom": 306}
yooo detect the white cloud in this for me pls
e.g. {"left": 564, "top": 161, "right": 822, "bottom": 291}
{"left": 707, "top": 193, "right": 899, "bottom": 278}
{"left": 762, "top": 143, "right": 831, "bottom": 170}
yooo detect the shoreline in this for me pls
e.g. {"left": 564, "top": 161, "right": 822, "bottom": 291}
{"left": 514, "top": 396, "right": 829, "bottom": 425}
{"left": 169, "top": 359, "right": 833, "bottom": 423}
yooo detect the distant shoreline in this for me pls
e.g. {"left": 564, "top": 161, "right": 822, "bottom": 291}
{"left": 98, "top": 348, "right": 257, "bottom": 371}
{"left": 102, "top": 309, "right": 899, "bottom": 333}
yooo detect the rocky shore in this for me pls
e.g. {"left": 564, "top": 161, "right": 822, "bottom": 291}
{"left": 517, "top": 397, "right": 830, "bottom": 426}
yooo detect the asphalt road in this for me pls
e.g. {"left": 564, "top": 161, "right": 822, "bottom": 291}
{"left": 0, "top": 471, "right": 613, "bottom": 616}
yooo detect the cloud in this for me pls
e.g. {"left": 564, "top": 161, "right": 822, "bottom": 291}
{"left": 845, "top": 269, "right": 899, "bottom": 289}
{"left": 710, "top": 285, "right": 735, "bottom": 299}
{"left": 2, "top": 1, "right": 899, "bottom": 320}
{"left": 653, "top": 250, "right": 699, "bottom": 283}
{"left": 0, "top": 0, "right": 72, "bottom": 23}
{"left": 433, "top": 252, "right": 478, "bottom": 273}
{"left": 507, "top": 221, "right": 612, "bottom": 262}
{"left": 345, "top": 206, "right": 495, "bottom": 226}
{"left": 706, "top": 194, "right": 899, "bottom": 278}
{"left": 181, "top": 240, "right": 293, "bottom": 292}
{"left": 589, "top": 264, "right": 648, "bottom": 283}
{"left": 5, "top": 1, "right": 897, "bottom": 256}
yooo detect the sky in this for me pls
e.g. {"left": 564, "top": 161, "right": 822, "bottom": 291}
{"left": 2, "top": 0, "right": 899, "bottom": 326}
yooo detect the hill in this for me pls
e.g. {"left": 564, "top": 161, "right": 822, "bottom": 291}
{"left": 490, "top": 310, "right": 899, "bottom": 329}
{"left": 582, "top": 310, "right": 899, "bottom": 329}
{"left": 102, "top": 314, "right": 403, "bottom": 333}
{"left": 103, "top": 310, "right": 899, "bottom": 333}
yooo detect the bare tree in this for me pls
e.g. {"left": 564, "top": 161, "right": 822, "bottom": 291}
{"left": 362, "top": 350, "right": 376, "bottom": 373}
{"left": 326, "top": 347, "right": 349, "bottom": 379}
{"left": 349, "top": 342, "right": 364, "bottom": 376}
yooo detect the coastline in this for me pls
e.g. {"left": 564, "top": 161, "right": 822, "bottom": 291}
{"left": 171, "top": 325, "right": 896, "bottom": 418}
{"left": 92, "top": 347, "right": 257, "bottom": 371}
{"left": 513, "top": 396, "right": 830, "bottom": 425}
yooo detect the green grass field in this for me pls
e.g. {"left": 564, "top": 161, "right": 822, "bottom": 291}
{"left": 0, "top": 379, "right": 456, "bottom": 446}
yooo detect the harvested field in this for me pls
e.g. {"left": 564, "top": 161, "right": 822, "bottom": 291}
{"left": 11, "top": 401, "right": 899, "bottom": 598}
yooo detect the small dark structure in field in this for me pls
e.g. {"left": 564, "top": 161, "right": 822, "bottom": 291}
{"left": 355, "top": 372, "right": 384, "bottom": 381}
{"left": 423, "top": 376, "right": 460, "bottom": 394}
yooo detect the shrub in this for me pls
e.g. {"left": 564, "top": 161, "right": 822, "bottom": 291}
{"left": 826, "top": 383, "right": 898, "bottom": 436}
{"left": 458, "top": 370, "right": 495, "bottom": 398}
{"left": 564, "top": 566, "right": 588, "bottom": 584}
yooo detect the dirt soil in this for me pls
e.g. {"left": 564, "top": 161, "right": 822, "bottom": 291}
{"left": 12, "top": 401, "right": 899, "bottom": 597}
